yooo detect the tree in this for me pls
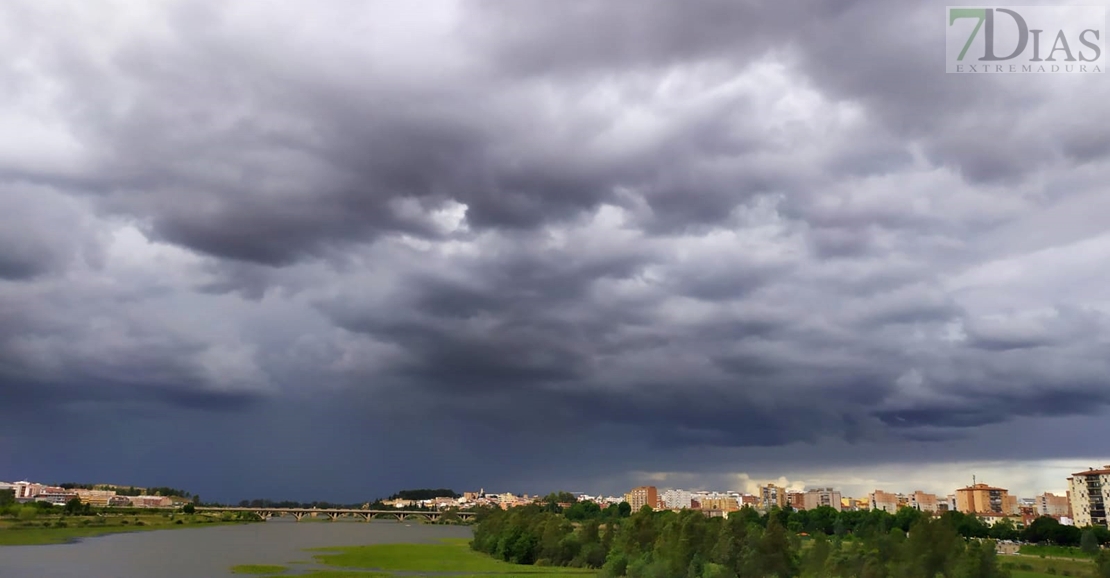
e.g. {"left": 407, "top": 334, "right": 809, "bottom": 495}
{"left": 988, "top": 517, "right": 1019, "bottom": 542}
{"left": 63, "top": 497, "right": 90, "bottom": 516}
{"left": 0, "top": 489, "right": 14, "bottom": 508}
{"left": 1082, "top": 528, "right": 1101, "bottom": 555}
{"left": 617, "top": 502, "right": 632, "bottom": 518}
{"left": 182, "top": 504, "right": 196, "bottom": 514}
{"left": 1096, "top": 549, "right": 1110, "bottom": 578}
{"left": 893, "top": 505, "right": 926, "bottom": 532}
{"left": 758, "top": 514, "right": 798, "bottom": 578}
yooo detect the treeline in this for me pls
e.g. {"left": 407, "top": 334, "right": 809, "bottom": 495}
{"left": 387, "top": 488, "right": 460, "bottom": 501}
{"left": 55, "top": 483, "right": 192, "bottom": 498}
{"left": 473, "top": 503, "right": 1110, "bottom": 578}
{"left": 534, "top": 497, "right": 1110, "bottom": 548}
{"left": 472, "top": 504, "right": 1015, "bottom": 577}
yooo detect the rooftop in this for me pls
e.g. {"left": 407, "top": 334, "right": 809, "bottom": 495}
{"left": 1071, "top": 466, "right": 1110, "bottom": 476}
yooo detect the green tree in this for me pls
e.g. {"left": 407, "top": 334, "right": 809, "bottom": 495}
{"left": 19, "top": 505, "right": 37, "bottom": 520}
{"left": 617, "top": 502, "right": 632, "bottom": 518}
{"left": 1082, "top": 528, "right": 1101, "bottom": 555}
{"left": 956, "top": 539, "right": 1009, "bottom": 578}
{"left": 759, "top": 514, "right": 797, "bottom": 577}
{"left": 182, "top": 503, "right": 196, "bottom": 514}
{"left": 1096, "top": 549, "right": 1110, "bottom": 578}
{"left": 63, "top": 497, "right": 90, "bottom": 515}
{"left": 0, "top": 489, "right": 14, "bottom": 507}
{"left": 802, "top": 532, "right": 831, "bottom": 577}
{"left": 988, "top": 517, "right": 1019, "bottom": 542}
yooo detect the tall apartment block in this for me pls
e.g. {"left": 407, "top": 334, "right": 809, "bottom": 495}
{"left": 1068, "top": 466, "right": 1110, "bottom": 529}
{"left": 955, "top": 483, "right": 1017, "bottom": 516}
{"left": 626, "top": 486, "right": 659, "bottom": 512}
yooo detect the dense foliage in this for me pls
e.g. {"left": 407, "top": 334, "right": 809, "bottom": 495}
{"left": 54, "top": 483, "right": 193, "bottom": 498}
{"left": 388, "top": 488, "right": 460, "bottom": 500}
{"left": 473, "top": 502, "right": 1107, "bottom": 578}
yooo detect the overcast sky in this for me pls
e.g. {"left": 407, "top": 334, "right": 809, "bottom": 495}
{"left": 2, "top": 0, "right": 1109, "bottom": 504}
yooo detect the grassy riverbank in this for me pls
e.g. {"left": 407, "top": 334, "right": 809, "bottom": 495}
{"left": 1000, "top": 552, "right": 1096, "bottom": 578}
{"left": 236, "top": 538, "right": 596, "bottom": 577}
{"left": 0, "top": 513, "right": 255, "bottom": 546}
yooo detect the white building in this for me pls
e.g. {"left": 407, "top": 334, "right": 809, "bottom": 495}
{"left": 661, "top": 489, "right": 693, "bottom": 509}
{"left": 1068, "top": 466, "right": 1110, "bottom": 529}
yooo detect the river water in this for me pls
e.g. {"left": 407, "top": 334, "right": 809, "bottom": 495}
{"left": 0, "top": 519, "right": 473, "bottom": 577}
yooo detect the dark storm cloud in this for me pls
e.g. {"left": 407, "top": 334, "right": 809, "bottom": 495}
{"left": 1, "top": 0, "right": 1109, "bottom": 501}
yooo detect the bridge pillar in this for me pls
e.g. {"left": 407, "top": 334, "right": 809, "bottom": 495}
{"left": 362, "top": 513, "right": 372, "bottom": 522}
{"left": 327, "top": 512, "right": 340, "bottom": 521}
{"left": 292, "top": 512, "right": 305, "bottom": 522}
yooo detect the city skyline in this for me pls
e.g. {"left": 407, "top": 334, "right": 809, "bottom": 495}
{"left": 2, "top": 0, "right": 1110, "bottom": 505}
{"left": 4, "top": 458, "right": 1101, "bottom": 505}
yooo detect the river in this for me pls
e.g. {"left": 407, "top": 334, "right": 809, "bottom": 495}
{"left": 0, "top": 519, "right": 473, "bottom": 577}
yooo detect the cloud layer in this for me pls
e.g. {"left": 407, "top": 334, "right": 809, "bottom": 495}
{"left": 2, "top": 0, "right": 1109, "bottom": 501}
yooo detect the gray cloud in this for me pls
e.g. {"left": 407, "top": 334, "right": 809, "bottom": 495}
{"left": 1, "top": 0, "right": 1108, "bottom": 502}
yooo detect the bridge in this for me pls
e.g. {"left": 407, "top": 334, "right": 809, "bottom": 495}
{"left": 195, "top": 507, "right": 476, "bottom": 523}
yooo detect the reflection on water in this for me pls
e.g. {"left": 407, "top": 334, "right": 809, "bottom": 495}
{"left": 0, "top": 519, "right": 473, "bottom": 578}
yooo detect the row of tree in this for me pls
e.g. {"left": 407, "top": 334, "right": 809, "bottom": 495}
{"left": 54, "top": 483, "right": 192, "bottom": 498}
{"left": 471, "top": 502, "right": 1042, "bottom": 577}
{"left": 533, "top": 493, "right": 1110, "bottom": 548}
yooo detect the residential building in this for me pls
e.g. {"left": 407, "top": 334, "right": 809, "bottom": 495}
{"left": 131, "top": 495, "right": 172, "bottom": 508}
{"left": 1036, "top": 492, "right": 1070, "bottom": 518}
{"left": 955, "top": 483, "right": 1017, "bottom": 516}
{"left": 910, "top": 491, "right": 940, "bottom": 513}
{"left": 74, "top": 489, "right": 117, "bottom": 507}
{"left": 1068, "top": 466, "right": 1110, "bottom": 529}
{"left": 787, "top": 491, "right": 806, "bottom": 510}
{"left": 740, "top": 494, "right": 759, "bottom": 507}
{"left": 700, "top": 496, "right": 739, "bottom": 512}
{"left": 760, "top": 485, "right": 786, "bottom": 510}
{"left": 626, "top": 486, "right": 658, "bottom": 512}
{"left": 803, "top": 488, "right": 843, "bottom": 511}
{"left": 12, "top": 482, "right": 45, "bottom": 500}
{"left": 661, "top": 489, "right": 693, "bottom": 509}
{"left": 34, "top": 492, "right": 77, "bottom": 505}
{"left": 869, "top": 490, "right": 900, "bottom": 513}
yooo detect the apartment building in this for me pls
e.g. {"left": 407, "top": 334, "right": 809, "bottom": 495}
{"left": 787, "top": 491, "right": 806, "bottom": 510}
{"left": 760, "top": 485, "right": 787, "bottom": 510}
{"left": 803, "top": 488, "right": 843, "bottom": 511}
{"left": 661, "top": 489, "right": 693, "bottom": 510}
{"left": 700, "top": 496, "right": 739, "bottom": 512}
{"left": 1036, "top": 492, "right": 1071, "bottom": 518}
{"left": 1068, "top": 466, "right": 1110, "bottom": 529}
{"left": 626, "top": 486, "right": 659, "bottom": 512}
{"left": 869, "top": 490, "right": 900, "bottom": 513}
{"left": 910, "top": 491, "right": 940, "bottom": 513}
{"left": 74, "top": 489, "right": 117, "bottom": 507}
{"left": 955, "top": 483, "right": 1017, "bottom": 516}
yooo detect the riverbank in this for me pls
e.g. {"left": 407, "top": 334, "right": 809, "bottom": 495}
{"left": 233, "top": 538, "right": 597, "bottom": 577}
{"left": 1001, "top": 552, "right": 1095, "bottom": 578}
{"left": 0, "top": 513, "right": 257, "bottom": 546}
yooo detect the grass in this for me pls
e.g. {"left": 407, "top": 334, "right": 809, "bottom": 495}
{"left": 311, "top": 538, "right": 594, "bottom": 574}
{"left": 253, "top": 568, "right": 581, "bottom": 572}
{"left": 0, "top": 514, "right": 254, "bottom": 546}
{"left": 1001, "top": 552, "right": 1095, "bottom": 578}
{"left": 1019, "top": 544, "right": 1096, "bottom": 559}
{"left": 231, "top": 564, "right": 288, "bottom": 574}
